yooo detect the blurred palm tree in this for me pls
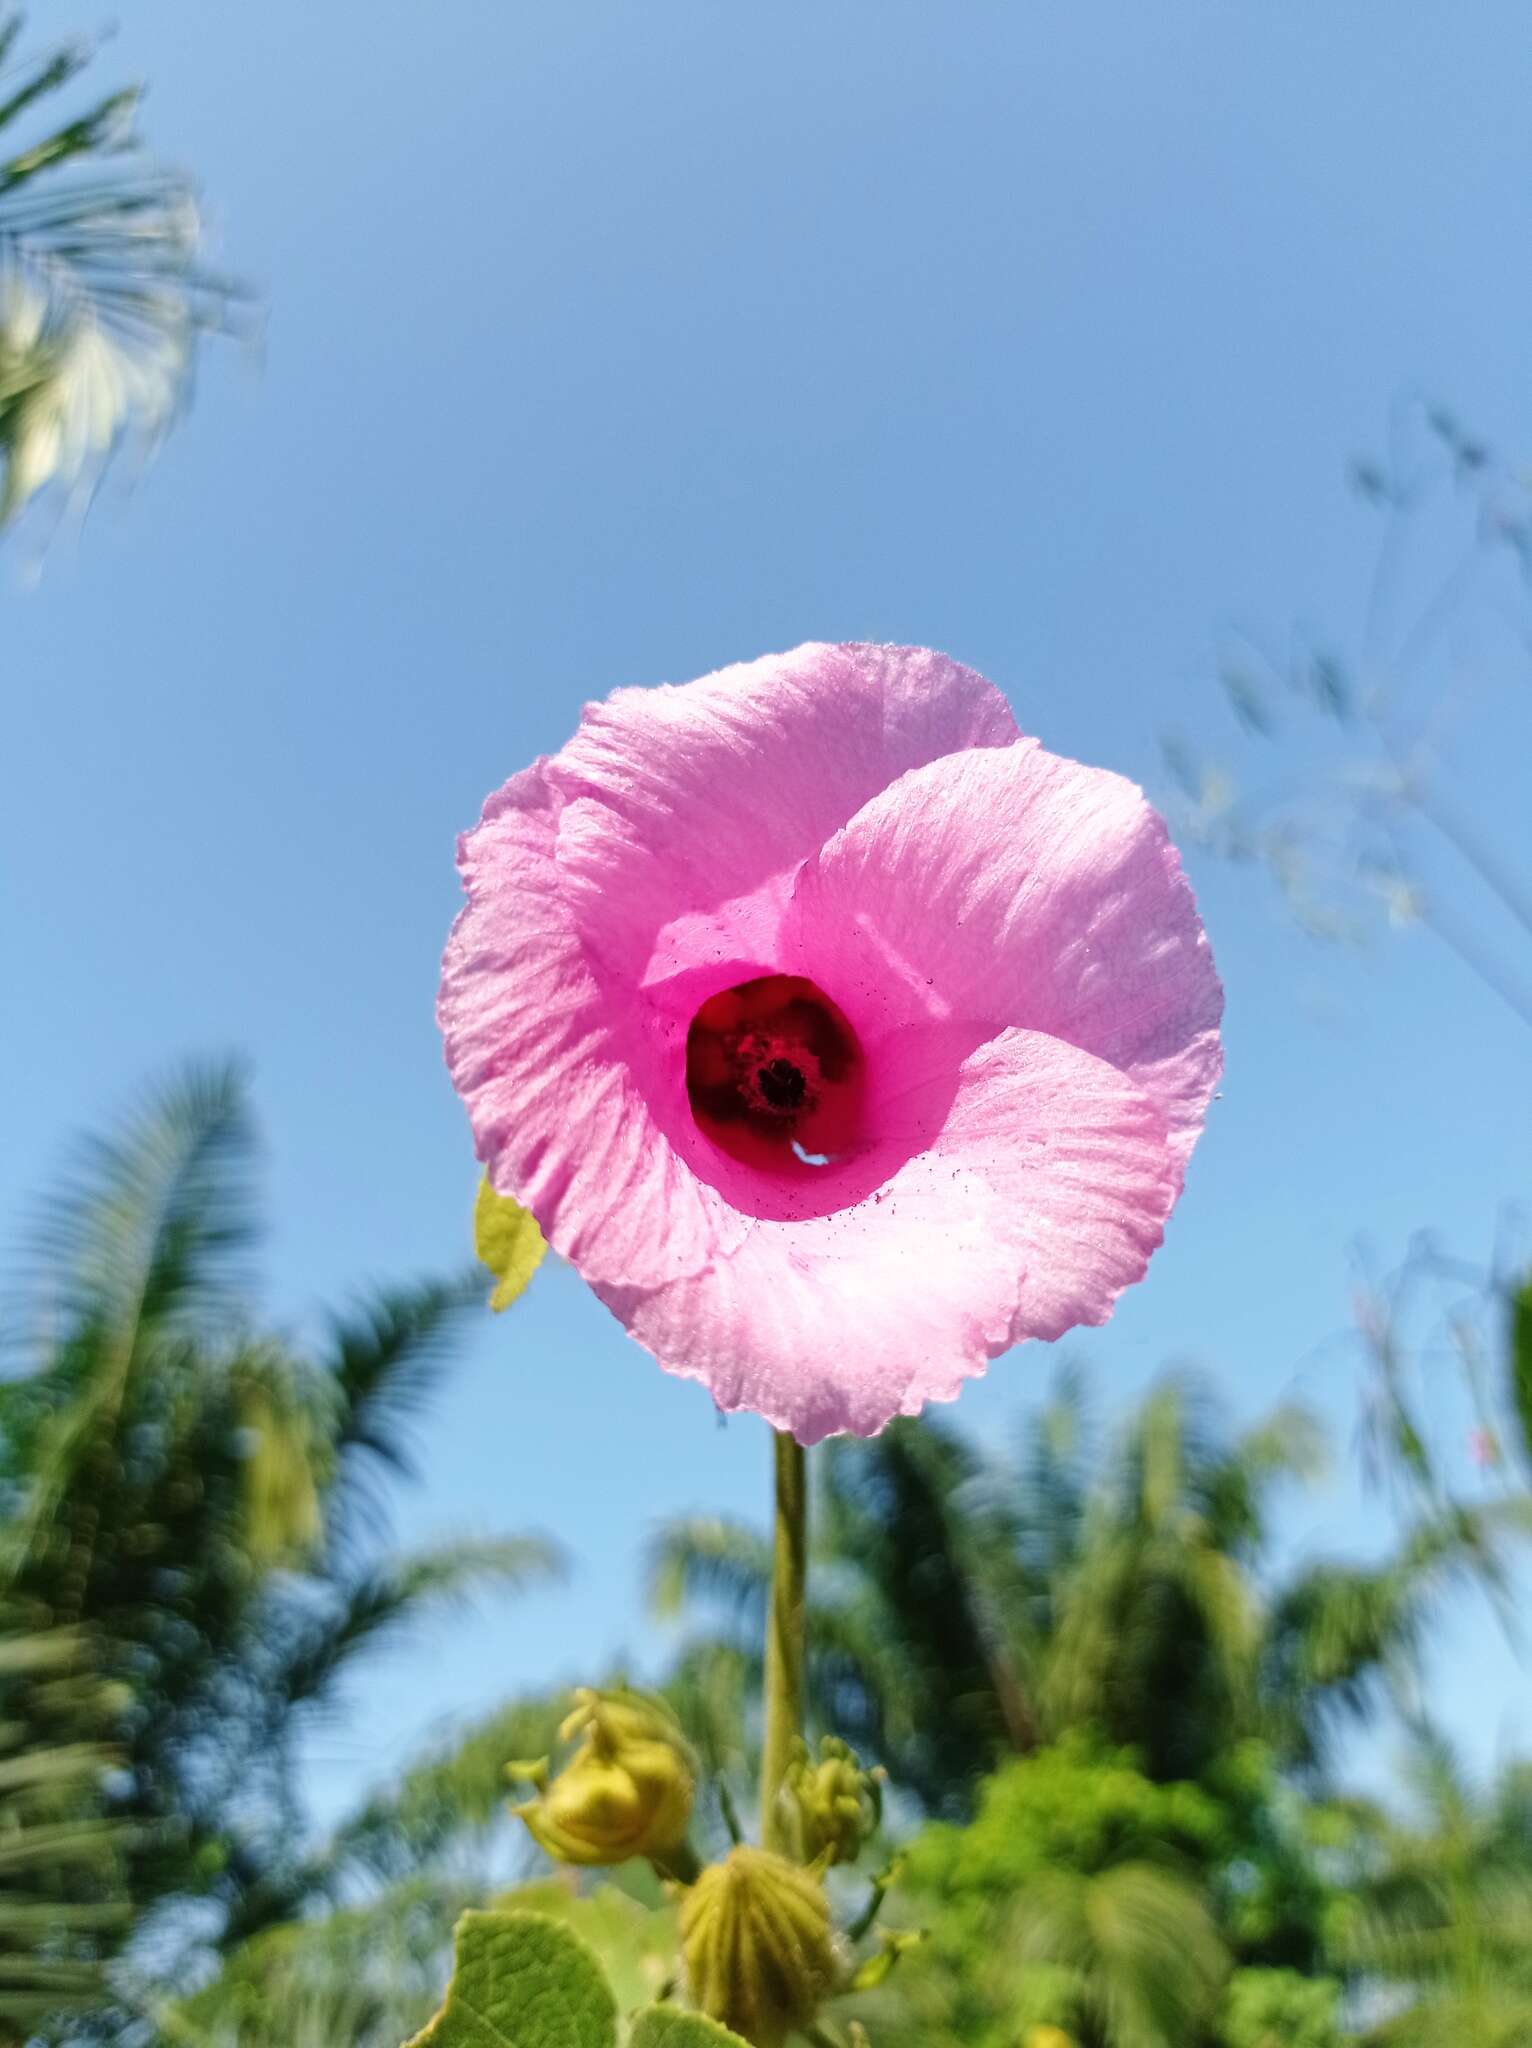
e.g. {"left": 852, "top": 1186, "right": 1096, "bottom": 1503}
{"left": 0, "top": 9, "right": 244, "bottom": 531}
{"left": 1012, "top": 1860, "right": 1229, "bottom": 2048}
{"left": 0, "top": 1064, "right": 562, "bottom": 2032}
{"left": 1036, "top": 1386, "right": 1323, "bottom": 1783}
{"left": 1347, "top": 1731, "right": 1532, "bottom": 2047}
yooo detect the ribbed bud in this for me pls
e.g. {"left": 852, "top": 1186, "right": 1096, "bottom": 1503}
{"left": 510, "top": 1686, "right": 694, "bottom": 1871}
{"left": 680, "top": 1845, "right": 839, "bottom": 2047}
{"left": 782, "top": 1736, "right": 883, "bottom": 1866}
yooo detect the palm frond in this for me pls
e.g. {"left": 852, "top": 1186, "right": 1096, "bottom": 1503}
{"left": 0, "top": 1062, "right": 256, "bottom": 1598}
{"left": 647, "top": 1515, "right": 772, "bottom": 1625}
{"left": 316, "top": 1275, "right": 486, "bottom": 1553}
{"left": 1015, "top": 1367, "right": 1093, "bottom": 1604}
{"left": 1016, "top": 1861, "right": 1228, "bottom": 2048}
{"left": 318, "top": 1692, "right": 569, "bottom": 1886}
{"left": 0, "top": 1618, "right": 131, "bottom": 2036}
{"left": 12, "top": 1058, "right": 256, "bottom": 1360}
{"left": 278, "top": 1535, "right": 565, "bottom": 1714}
{"left": 166, "top": 1875, "right": 468, "bottom": 2048}
{"left": 1262, "top": 1562, "right": 1416, "bottom": 1770}
{"left": 0, "top": 11, "right": 248, "bottom": 529}
{"left": 233, "top": 1345, "right": 326, "bottom": 1570}
{"left": 663, "top": 1636, "right": 758, "bottom": 1776}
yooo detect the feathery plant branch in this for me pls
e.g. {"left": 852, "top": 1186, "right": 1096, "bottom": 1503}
{"left": 275, "top": 1534, "right": 566, "bottom": 1715}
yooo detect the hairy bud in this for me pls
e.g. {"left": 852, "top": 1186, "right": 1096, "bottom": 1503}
{"left": 680, "top": 1845, "right": 838, "bottom": 2047}
{"left": 510, "top": 1686, "right": 694, "bottom": 1872}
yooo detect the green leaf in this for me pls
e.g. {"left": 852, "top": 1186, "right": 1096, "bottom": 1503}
{"left": 629, "top": 2010, "right": 749, "bottom": 2048}
{"left": 492, "top": 1881, "right": 677, "bottom": 2016}
{"left": 1510, "top": 1275, "right": 1532, "bottom": 1464}
{"left": 405, "top": 1911, "right": 616, "bottom": 2048}
{"left": 475, "top": 1177, "right": 547, "bottom": 1311}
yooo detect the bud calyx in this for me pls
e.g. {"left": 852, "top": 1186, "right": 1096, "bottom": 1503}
{"left": 680, "top": 1844, "right": 838, "bottom": 2047}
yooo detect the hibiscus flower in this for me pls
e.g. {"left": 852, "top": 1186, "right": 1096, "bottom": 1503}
{"left": 439, "top": 643, "right": 1221, "bottom": 1443}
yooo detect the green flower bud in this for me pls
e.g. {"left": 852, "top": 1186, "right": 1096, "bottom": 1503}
{"left": 680, "top": 1845, "right": 839, "bottom": 2047}
{"left": 782, "top": 1736, "right": 883, "bottom": 1867}
{"left": 1024, "top": 2030, "right": 1077, "bottom": 2048}
{"left": 510, "top": 1686, "right": 694, "bottom": 1871}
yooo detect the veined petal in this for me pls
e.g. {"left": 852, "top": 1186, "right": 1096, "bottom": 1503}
{"left": 550, "top": 641, "right": 1019, "bottom": 986}
{"left": 791, "top": 741, "right": 1223, "bottom": 1163}
{"left": 437, "top": 763, "right": 751, "bottom": 1290}
{"left": 600, "top": 1028, "right": 1179, "bottom": 1443}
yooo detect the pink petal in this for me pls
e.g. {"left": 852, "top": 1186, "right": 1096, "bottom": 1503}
{"left": 790, "top": 740, "right": 1223, "bottom": 1165}
{"left": 550, "top": 642, "right": 1018, "bottom": 987}
{"left": 437, "top": 763, "right": 751, "bottom": 1290}
{"left": 599, "top": 1027, "right": 1179, "bottom": 1444}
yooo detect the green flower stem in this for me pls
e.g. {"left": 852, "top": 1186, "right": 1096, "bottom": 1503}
{"left": 718, "top": 1775, "right": 745, "bottom": 1846}
{"left": 845, "top": 1858, "right": 901, "bottom": 1943}
{"left": 759, "top": 1428, "right": 807, "bottom": 1852}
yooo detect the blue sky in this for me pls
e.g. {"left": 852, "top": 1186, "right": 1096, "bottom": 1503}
{"left": 5, "top": 1, "right": 1532, "bottom": 1825}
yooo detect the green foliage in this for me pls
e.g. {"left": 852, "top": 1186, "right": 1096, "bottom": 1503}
{"left": 865, "top": 1740, "right": 1229, "bottom": 2048}
{"left": 820, "top": 1415, "right": 1040, "bottom": 1804}
{"left": 164, "top": 1877, "right": 472, "bottom": 2048}
{"left": 396, "top": 1909, "right": 750, "bottom": 2048}
{"left": 1039, "top": 1388, "right": 1321, "bottom": 1784}
{"left": 1342, "top": 1732, "right": 1532, "bottom": 2047}
{"left": 1219, "top": 1968, "right": 1342, "bottom": 2048}
{"left": 1014, "top": 1861, "right": 1228, "bottom": 2048}
{"left": 847, "top": 1736, "right": 1358, "bottom": 2048}
{"left": 405, "top": 1912, "right": 616, "bottom": 2048}
{"left": 0, "top": 1065, "right": 560, "bottom": 2033}
{"left": 658, "top": 1369, "right": 1516, "bottom": 1849}
{"left": 903, "top": 1735, "right": 1231, "bottom": 1892}
{"left": 190, "top": 1353, "right": 1532, "bottom": 2048}
{"left": 656, "top": 1376, "right": 1458, "bottom": 1824}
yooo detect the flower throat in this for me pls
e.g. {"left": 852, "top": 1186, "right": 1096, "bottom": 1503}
{"left": 685, "top": 973, "right": 865, "bottom": 1174}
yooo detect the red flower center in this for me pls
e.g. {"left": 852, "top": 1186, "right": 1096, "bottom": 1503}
{"left": 686, "top": 973, "right": 865, "bottom": 1176}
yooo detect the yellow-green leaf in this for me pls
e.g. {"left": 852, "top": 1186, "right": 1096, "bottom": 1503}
{"left": 475, "top": 1177, "right": 547, "bottom": 1311}
{"left": 629, "top": 2010, "right": 749, "bottom": 2048}
{"left": 405, "top": 1910, "right": 615, "bottom": 2048}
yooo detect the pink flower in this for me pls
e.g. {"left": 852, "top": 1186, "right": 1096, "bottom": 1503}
{"left": 438, "top": 643, "right": 1222, "bottom": 1444}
